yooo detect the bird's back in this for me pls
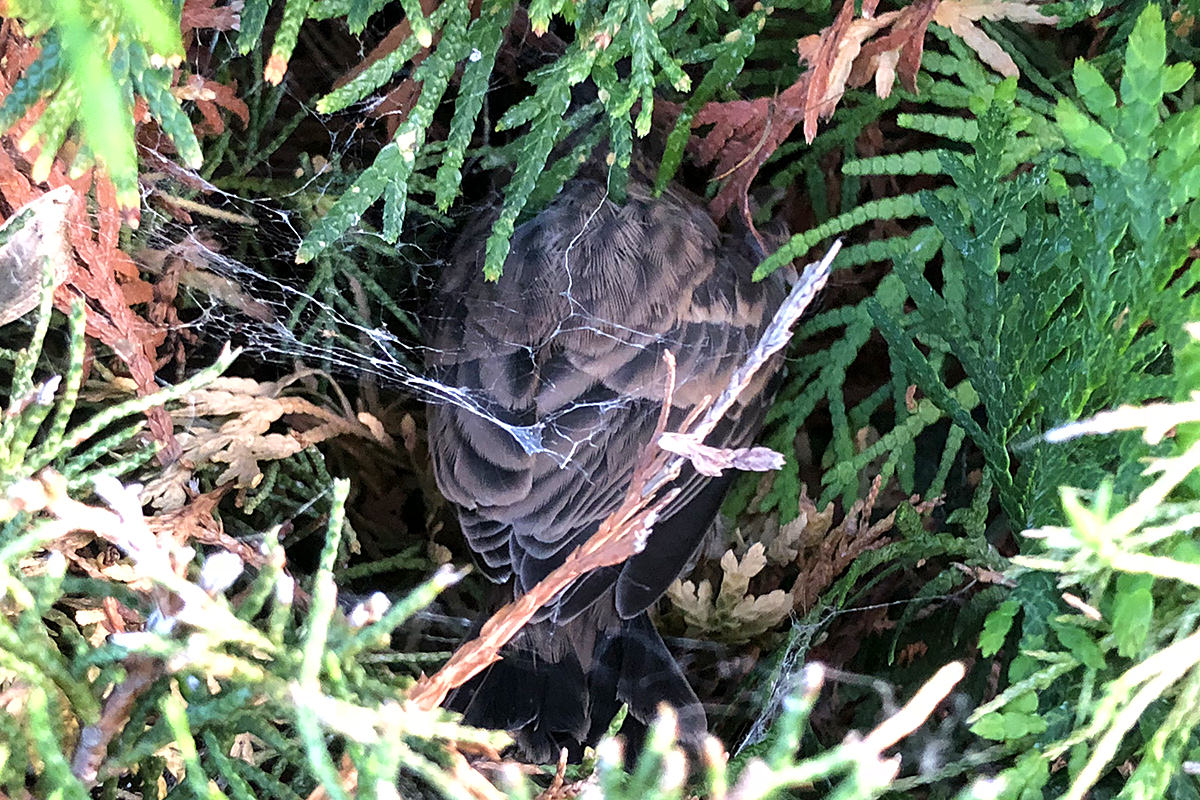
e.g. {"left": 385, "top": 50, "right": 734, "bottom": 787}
{"left": 426, "top": 178, "right": 786, "bottom": 760}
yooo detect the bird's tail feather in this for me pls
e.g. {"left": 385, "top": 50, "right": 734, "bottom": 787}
{"left": 447, "top": 613, "right": 705, "bottom": 763}
{"left": 590, "top": 612, "right": 707, "bottom": 757}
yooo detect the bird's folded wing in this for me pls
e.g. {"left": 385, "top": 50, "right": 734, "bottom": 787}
{"left": 426, "top": 180, "right": 786, "bottom": 613}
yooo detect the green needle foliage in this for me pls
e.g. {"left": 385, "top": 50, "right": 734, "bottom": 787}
{"left": 1, "top": 0, "right": 196, "bottom": 211}
{"left": 293, "top": 0, "right": 774, "bottom": 277}
{"left": 967, "top": 374, "right": 1200, "bottom": 799}
{"left": 714, "top": 8, "right": 1200, "bottom": 797}
{"left": 0, "top": 275, "right": 983, "bottom": 795}
{"left": 3, "top": 0, "right": 1200, "bottom": 797}
{"left": 856, "top": 7, "right": 1200, "bottom": 798}
{"left": 869, "top": 3, "right": 1198, "bottom": 532}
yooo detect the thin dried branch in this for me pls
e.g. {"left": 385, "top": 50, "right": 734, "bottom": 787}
{"left": 11, "top": 470, "right": 275, "bottom": 652}
{"left": 71, "top": 654, "right": 163, "bottom": 786}
{"left": 856, "top": 661, "right": 966, "bottom": 753}
{"left": 725, "top": 661, "right": 965, "bottom": 800}
{"left": 405, "top": 242, "right": 839, "bottom": 711}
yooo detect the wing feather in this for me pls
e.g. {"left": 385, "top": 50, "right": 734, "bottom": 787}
{"left": 427, "top": 178, "right": 786, "bottom": 618}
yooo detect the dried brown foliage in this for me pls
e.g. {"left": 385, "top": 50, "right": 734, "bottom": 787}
{"left": 934, "top": 1, "right": 1062, "bottom": 77}
{"left": 96, "top": 370, "right": 397, "bottom": 511}
{"left": 0, "top": 12, "right": 248, "bottom": 461}
{"left": 666, "top": 476, "right": 941, "bottom": 644}
{"left": 684, "top": 0, "right": 1055, "bottom": 228}
{"left": 4, "top": 469, "right": 274, "bottom": 786}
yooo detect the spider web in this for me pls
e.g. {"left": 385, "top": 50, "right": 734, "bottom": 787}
{"left": 132, "top": 143, "right": 713, "bottom": 482}
{"left": 75, "top": 47, "right": 821, "bottom": 751}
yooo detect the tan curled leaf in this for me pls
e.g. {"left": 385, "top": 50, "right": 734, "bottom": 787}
{"left": 659, "top": 432, "right": 785, "bottom": 476}
{"left": 732, "top": 590, "right": 792, "bottom": 628}
{"left": 763, "top": 489, "right": 837, "bottom": 565}
{"left": 666, "top": 578, "right": 712, "bottom": 628}
{"left": 141, "top": 373, "right": 394, "bottom": 510}
{"left": 797, "top": 4, "right": 901, "bottom": 141}
{"left": 934, "top": 1, "right": 1059, "bottom": 77}
{"left": 875, "top": 48, "right": 901, "bottom": 97}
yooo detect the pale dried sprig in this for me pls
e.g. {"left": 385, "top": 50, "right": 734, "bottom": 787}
{"left": 665, "top": 240, "right": 840, "bottom": 462}
{"left": 449, "top": 747, "right": 510, "bottom": 800}
{"left": 854, "top": 661, "right": 966, "bottom": 754}
{"left": 667, "top": 474, "right": 940, "bottom": 643}
{"left": 723, "top": 661, "right": 965, "bottom": 800}
{"left": 11, "top": 470, "right": 272, "bottom": 648}
{"left": 135, "top": 370, "right": 395, "bottom": 511}
{"left": 762, "top": 486, "right": 837, "bottom": 565}
{"left": 933, "top": 1, "right": 1059, "bottom": 78}
{"left": 1022, "top": 397, "right": 1200, "bottom": 586}
{"left": 1001, "top": 373, "right": 1200, "bottom": 800}
{"left": 2, "top": 469, "right": 276, "bottom": 786}
{"left": 1045, "top": 394, "right": 1200, "bottom": 445}
{"left": 667, "top": 543, "right": 792, "bottom": 642}
{"left": 405, "top": 242, "right": 839, "bottom": 711}
{"left": 658, "top": 433, "right": 784, "bottom": 477}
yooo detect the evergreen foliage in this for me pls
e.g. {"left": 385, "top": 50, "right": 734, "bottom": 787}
{"left": 0, "top": 269, "right": 987, "bottom": 795}
{"left": 1, "top": 0, "right": 1200, "bottom": 798}
{"left": 292, "top": 0, "right": 777, "bottom": 279}
{"left": 0, "top": 0, "right": 195, "bottom": 212}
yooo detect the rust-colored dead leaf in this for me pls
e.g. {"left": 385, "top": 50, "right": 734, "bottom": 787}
{"left": 851, "top": 0, "right": 939, "bottom": 94}
{"left": 177, "top": 75, "right": 250, "bottom": 136}
{"left": 182, "top": 0, "right": 241, "bottom": 31}
{"left": 685, "top": 0, "right": 940, "bottom": 227}
{"left": 797, "top": 0, "right": 899, "bottom": 142}
{"left": 61, "top": 179, "right": 177, "bottom": 458}
{"left": 0, "top": 22, "right": 257, "bottom": 461}
{"left": 147, "top": 486, "right": 270, "bottom": 568}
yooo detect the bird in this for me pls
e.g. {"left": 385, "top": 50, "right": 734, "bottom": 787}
{"left": 425, "top": 175, "right": 788, "bottom": 762}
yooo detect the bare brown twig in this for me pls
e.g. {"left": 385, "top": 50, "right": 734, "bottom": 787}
{"left": 71, "top": 655, "right": 163, "bottom": 787}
